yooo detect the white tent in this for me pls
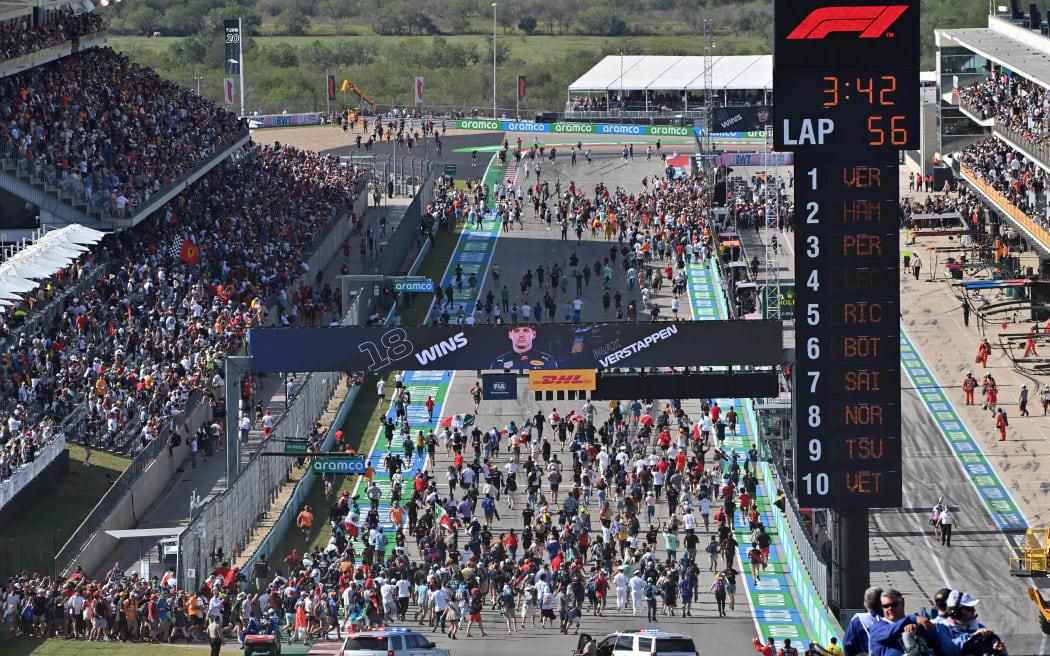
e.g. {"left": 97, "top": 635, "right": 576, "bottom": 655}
{"left": 0, "top": 224, "right": 105, "bottom": 308}
{"left": 568, "top": 55, "right": 773, "bottom": 93}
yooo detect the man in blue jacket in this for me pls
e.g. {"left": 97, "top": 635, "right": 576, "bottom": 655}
{"left": 868, "top": 589, "right": 953, "bottom": 656}
{"left": 842, "top": 586, "right": 882, "bottom": 656}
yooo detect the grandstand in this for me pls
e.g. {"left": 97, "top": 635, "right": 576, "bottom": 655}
{"left": 936, "top": 9, "right": 1050, "bottom": 254}
{"left": 0, "top": 0, "right": 379, "bottom": 585}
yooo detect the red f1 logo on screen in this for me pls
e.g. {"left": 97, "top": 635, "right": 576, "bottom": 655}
{"left": 787, "top": 5, "right": 909, "bottom": 39}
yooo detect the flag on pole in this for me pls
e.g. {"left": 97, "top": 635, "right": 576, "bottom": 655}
{"left": 169, "top": 236, "right": 199, "bottom": 265}
{"left": 224, "top": 78, "right": 235, "bottom": 105}
{"left": 328, "top": 75, "right": 336, "bottom": 100}
{"left": 414, "top": 76, "right": 424, "bottom": 104}
{"left": 518, "top": 75, "right": 527, "bottom": 100}
{"left": 435, "top": 503, "right": 451, "bottom": 530}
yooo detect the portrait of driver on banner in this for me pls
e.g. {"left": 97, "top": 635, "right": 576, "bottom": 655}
{"left": 490, "top": 324, "right": 559, "bottom": 370}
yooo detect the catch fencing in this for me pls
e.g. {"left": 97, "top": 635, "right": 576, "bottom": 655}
{"left": 177, "top": 367, "right": 341, "bottom": 590}
{"left": 176, "top": 168, "right": 436, "bottom": 590}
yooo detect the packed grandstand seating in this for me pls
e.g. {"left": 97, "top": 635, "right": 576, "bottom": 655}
{"left": 959, "top": 139, "right": 1050, "bottom": 230}
{"left": 957, "top": 74, "right": 1050, "bottom": 150}
{"left": 0, "top": 144, "right": 366, "bottom": 487}
{"left": 0, "top": 9, "right": 107, "bottom": 64}
{"left": 0, "top": 47, "right": 245, "bottom": 220}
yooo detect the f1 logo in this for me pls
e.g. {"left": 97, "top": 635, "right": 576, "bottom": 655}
{"left": 786, "top": 5, "right": 908, "bottom": 39}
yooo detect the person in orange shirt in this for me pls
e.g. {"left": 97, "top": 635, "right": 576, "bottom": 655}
{"left": 1025, "top": 329, "right": 1039, "bottom": 357}
{"left": 296, "top": 504, "right": 313, "bottom": 538}
{"left": 962, "top": 372, "right": 976, "bottom": 405}
{"left": 976, "top": 339, "right": 991, "bottom": 368}
{"left": 995, "top": 407, "right": 1009, "bottom": 441}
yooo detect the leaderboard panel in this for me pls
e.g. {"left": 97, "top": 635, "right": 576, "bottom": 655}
{"left": 792, "top": 154, "right": 902, "bottom": 508}
{"left": 775, "top": 0, "right": 916, "bottom": 509}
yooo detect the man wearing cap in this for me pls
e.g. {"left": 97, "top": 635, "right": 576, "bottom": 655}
{"left": 867, "top": 588, "right": 953, "bottom": 656}
{"left": 932, "top": 590, "right": 1008, "bottom": 654}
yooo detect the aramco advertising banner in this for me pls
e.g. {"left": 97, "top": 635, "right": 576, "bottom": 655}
{"left": 248, "top": 321, "right": 782, "bottom": 374}
{"left": 454, "top": 119, "right": 768, "bottom": 139}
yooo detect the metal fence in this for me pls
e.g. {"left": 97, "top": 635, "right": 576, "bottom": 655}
{"left": 375, "top": 163, "right": 438, "bottom": 276}
{"left": 54, "top": 392, "right": 204, "bottom": 577}
{"left": 176, "top": 169, "right": 437, "bottom": 589}
{"left": 762, "top": 448, "right": 831, "bottom": 605}
{"left": 0, "top": 132, "right": 249, "bottom": 228}
{"left": 177, "top": 365, "right": 340, "bottom": 590}
{"left": 344, "top": 154, "right": 436, "bottom": 199}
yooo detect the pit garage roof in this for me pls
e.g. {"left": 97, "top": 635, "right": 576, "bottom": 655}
{"left": 568, "top": 55, "right": 772, "bottom": 93}
{"left": 936, "top": 27, "right": 1050, "bottom": 91}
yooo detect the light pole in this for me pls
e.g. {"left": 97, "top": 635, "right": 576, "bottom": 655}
{"left": 492, "top": 3, "right": 498, "bottom": 119}
{"left": 194, "top": 72, "right": 203, "bottom": 97}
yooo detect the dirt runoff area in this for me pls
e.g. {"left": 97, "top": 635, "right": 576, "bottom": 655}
{"left": 249, "top": 123, "right": 496, "bottom": 154}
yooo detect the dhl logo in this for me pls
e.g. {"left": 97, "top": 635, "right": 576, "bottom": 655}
{"left": 538, "top": 374, "right": 586, "bottom": 385}
{"left": 529, "top": 369, "right": 596, "bottom": 391}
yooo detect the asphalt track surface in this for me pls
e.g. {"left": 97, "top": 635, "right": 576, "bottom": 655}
{"left": 299, "top": 142, "right": 802, "bottom": 656}
{"left": 311, "top": 132, "right": 1050, "bottom": 653}
{"left": 772, "top": 228, "right": 1047, "bottom": 655}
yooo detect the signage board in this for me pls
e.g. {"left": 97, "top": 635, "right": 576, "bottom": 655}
{"left": 310, "top": 458, "right": 367, "bottom": 474}
{"left": 775, "top": 0, "right": 914, "bottom": 508}
{"left": 482, "top": 374, "right": 517, "bottom": 400}
{"left": 529, "top": 369, "right": 597, "bottom": 391}
{"left": 283, "top": 440, "right": 309, "bottom": 454}
{"left": 443, "top": 165, "right": 457, "bottom": 176}
{"left": 249, "top": 321, "right": 783, "bottom": 374}
{"left": 393, "top": 279, "right": 435, "bottom": 293}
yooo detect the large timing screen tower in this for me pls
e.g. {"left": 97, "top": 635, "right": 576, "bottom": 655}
{"left": 773, "top": 0, "right": 918, "bottom": 607}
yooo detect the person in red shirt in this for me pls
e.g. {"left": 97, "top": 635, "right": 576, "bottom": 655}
{"left": 710, "top": 402, "right": 721, "bottom": 423}
{"left": 674, "top": 451, "right": 687, "bottom": 472}
{"left": 738, "top": 491, "right": 752, "bottom": 515}
{"left": 425, "top": 395, "right": 435, "bottom": 423}
{"left": 753, "top": 637, "right": 774, "bottom": 656}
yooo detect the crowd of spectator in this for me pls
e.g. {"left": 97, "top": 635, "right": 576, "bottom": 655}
{"left": 958, "top": 73, "right": 1050, "bottom": 153}
{"left": 0, "top": 143, "right": 366, "bottom": 493}
{"left": 958, "top": 139, "right": 1050, "bottom": 230}
{"left": 0, "top": 47, "right": 245, "bottom": 220}
{"left": 0, "top": 10, "right": 107, "bottom": 64}
{"left": 567, "top": 91, "right": 767, "bottom": 114}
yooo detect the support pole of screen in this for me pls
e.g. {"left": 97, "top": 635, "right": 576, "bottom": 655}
{"left": 832, "top": 508, "right": 870, "bottom": 612}
{"left": 225, "top": 355, "right": 251, "bottom": 487}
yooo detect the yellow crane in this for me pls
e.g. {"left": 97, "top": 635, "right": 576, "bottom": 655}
{"left": 1008, "top": 527, "right": 1050, "bottom": 634}
{"left": 339, "top": 80, "right": 377, "bottom": 116}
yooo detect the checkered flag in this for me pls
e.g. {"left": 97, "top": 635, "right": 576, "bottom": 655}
{"left": 169, "top": 236, "right": 185, "bottom": 260}
{"left": 169, "top": 236, "right": 199, "bottom": 265}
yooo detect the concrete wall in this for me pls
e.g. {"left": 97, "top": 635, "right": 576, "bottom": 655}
{"left": 73, "top": 401, "right": 212, "bottom": 578}
{"left": 0, "top": 449, "right": 68, "bottom": 529}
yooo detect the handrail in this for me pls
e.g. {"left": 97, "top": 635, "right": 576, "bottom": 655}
{"left": 960, "top": 164, "right": 1050, "bottom": 250}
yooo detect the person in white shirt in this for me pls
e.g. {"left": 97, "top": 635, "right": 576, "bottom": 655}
{"left": 396, "top": 578, "right": 412, "bottom": 620}
{"left": 629, "top": 572, "right": 645, "bottom": 615}
{"left": 614, "top": 569, "right": 629, "bottom": 611}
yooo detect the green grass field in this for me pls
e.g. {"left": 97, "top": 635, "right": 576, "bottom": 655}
{"left": 3, "top": 637, "right": 212, "bottom": 656}
{"left": 1, "top": 446, "right": 130, "bottom": 580}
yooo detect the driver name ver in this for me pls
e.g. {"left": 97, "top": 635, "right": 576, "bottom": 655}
{"left": 491, "top": 325, "right": 560, "bottom": 370}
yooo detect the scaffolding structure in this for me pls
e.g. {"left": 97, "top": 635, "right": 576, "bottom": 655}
{"left": 763, "top": 124, "right": 782, "bottom": 320}
{"left": 698, "top": 18, "right": 716, "bottom": 195}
